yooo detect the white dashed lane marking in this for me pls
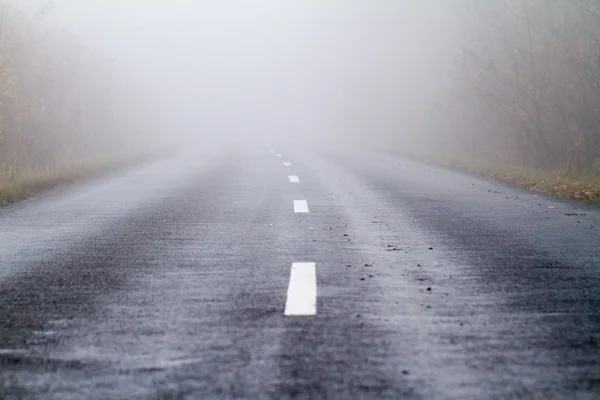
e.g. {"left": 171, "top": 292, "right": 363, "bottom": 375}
{"left": 288, "top": 175, "right": 300, "bottom": 183}
{"left": 283, "top": 162, "right": 292, "bottom": 167}
{"left": 284, "top": 262, "right": 317, "bottom": 316}
{"left": 293, "top": 200, "right": 309, "bottom": 213}
{"left": 276, "top": 154, "right": 283, "bottom": 158}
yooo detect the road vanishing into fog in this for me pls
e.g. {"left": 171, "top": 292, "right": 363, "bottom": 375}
{"left": 1, "top": 143, "right": 599, "bottom": 399}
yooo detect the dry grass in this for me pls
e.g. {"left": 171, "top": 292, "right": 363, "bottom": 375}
{"left": 446, "top": 158, "right": 600, "bottom": 206}
{"left": 390, "top": 150, "right": 600, "bottom": 206}
{"left": 0, "top": 157, "right": 139, "bottom": 206}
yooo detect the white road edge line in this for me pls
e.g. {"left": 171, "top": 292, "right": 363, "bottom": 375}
{"left": 276, "top": 153, "right": 283, "bottom": 158}
{"left": 283, "top": 162, "right": 292, "bottom": 167}
{"left": 284, "top": 262, "right": 317, "bottom": 316}
{"left": 293, "top": 200, "right": 309, "bottom": 213}
{"left": 288, "top": 175, "right": 300, "bottom": 183}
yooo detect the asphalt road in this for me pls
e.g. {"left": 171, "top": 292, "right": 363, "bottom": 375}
{"left": 1, "top": 143, "right": 599, "bottom": 399}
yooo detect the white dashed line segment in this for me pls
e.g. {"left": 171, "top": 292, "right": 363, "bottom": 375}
{"left": 288, "top": 175, "right": 300, "bottom": 183}
{"left": 283, "top": 162, "right": 292, "bottom": 167}
{"left": 284, "top": 262, "right": 317, "bottom": 316}
{"left": 293, "top": 200, "right": 309, "bottom": 213}
{"left": 276, "top": 154, "right": 283, "bottom": 158}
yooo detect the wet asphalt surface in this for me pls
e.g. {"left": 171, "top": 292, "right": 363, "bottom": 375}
{"left": 0, "top": 142, "right": 599, "bottom": 399}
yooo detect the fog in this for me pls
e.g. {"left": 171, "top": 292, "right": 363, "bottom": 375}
{"left": 5, "top": 1, "right": 599, "bottom": 173}
{"left": 13, "top": 1, "right": 459, "bottom": 148}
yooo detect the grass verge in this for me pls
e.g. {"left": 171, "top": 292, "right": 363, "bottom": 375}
{"left": 427, "top": 156, "right": 600, "bottom": 206}
{"left": 0, "top": 155, "right": 147, "bottom": 206}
